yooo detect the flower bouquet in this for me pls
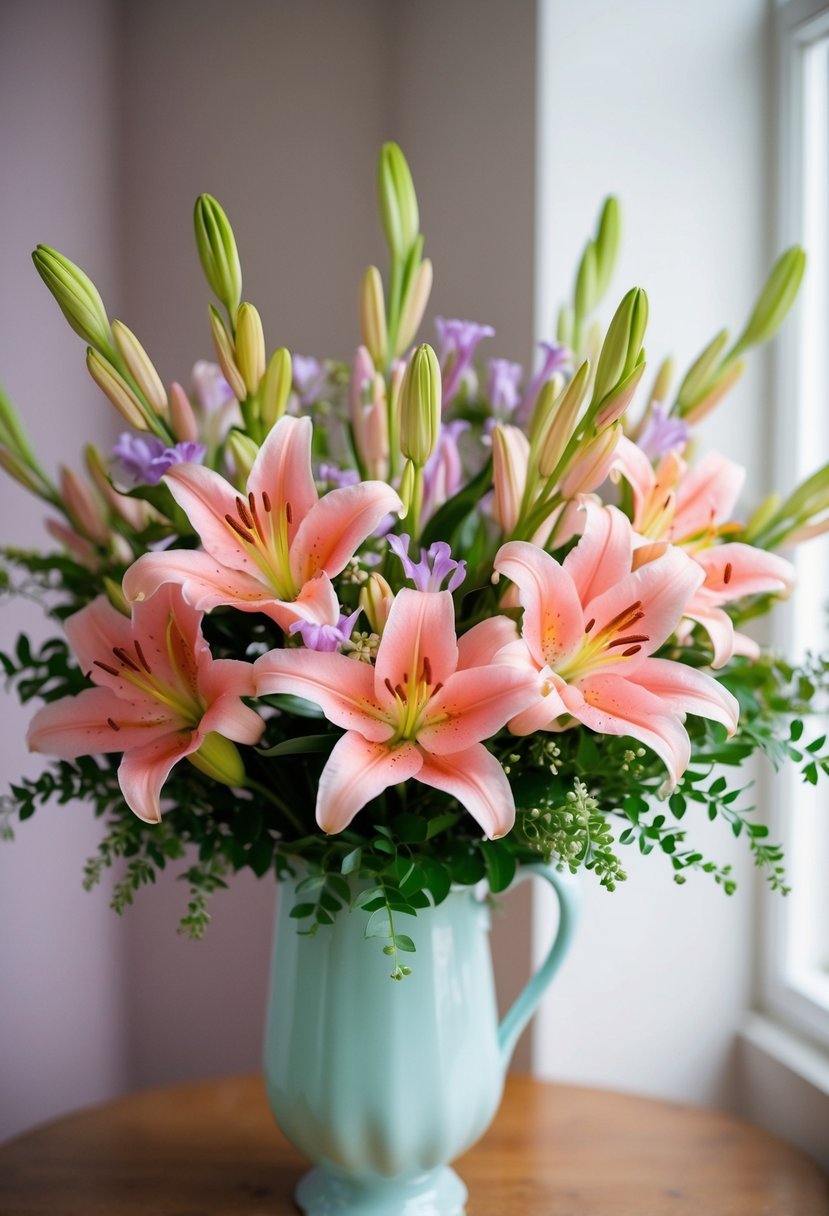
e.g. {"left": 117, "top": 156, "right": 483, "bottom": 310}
{"left": 2, "top": 143, "right": 828, "bottom": 1212}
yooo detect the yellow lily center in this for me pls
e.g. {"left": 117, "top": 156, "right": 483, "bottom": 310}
{"left": 223, "top": 491, "right": 299, "bottom": 600}
{"left": 384, "top": 655, "right": 445, "bottom": 744}
{"left": 556, "top": 599, "right": 649, "bottom": 682}
{"left": 94, "top": 614, "right": 205, "bottom": 729}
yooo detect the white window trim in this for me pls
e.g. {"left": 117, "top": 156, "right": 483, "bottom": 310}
{"left": 761, "top": 0, "right": 829, "bottom": 1063}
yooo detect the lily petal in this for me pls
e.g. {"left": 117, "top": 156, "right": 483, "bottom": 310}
{"left": 457, "top": 615, "right": 519, "bottom": 669}
{"left": 247, "top": 415, "right": 318, "bottom": 547}
{"left": 585, "top": 546, "right": 703, "bottom": 660}
{"left": 64, "top": 596, "right": 134, "bottom": 678}
{"left": 418, "top": 666, "right": 537, "bottom": 754}
{"left": 417, "top": 744, "right": 516, "bottom": 839}
{"left": 289, "top": 480, "right": 402, "bottom": 586}
{"left": 670, "top": 451, "right": 745, "bottom": 541}
{"left": 494, "top": 541, "right": 584, "bottom": 670}
{"left": 164, "top": 463, "right": 264, "bottom": 577}
{"left": 118, "top": 730, "right": 197, "bottom": 823}
{"left": 694, "top": 542, "right": 795, "bottom": 601}
{"left": 626, "top": 656, "right": 739, "bottom": 735}
{"left": 200, "top": 694, "right": 265, "bottom": 745}
{"left": 27, "top": 685, "right": 177, "bottom": 756}
{"left": 682, "top": 600, "right": 736, "bottom": 668}
{"left": 316, "top": 733, "right": 422, "bottom": 833}
{"left": 563, "top": 503, "right": 632, "bottom": 605}
{"left": 124, "top": 548, "right": 270, "bottom": 613}
{"left": 255, "top": 648, "right": 392, "bottom": 740}
{"left": 374, "top": 589, "right": 459, "bottom": 707}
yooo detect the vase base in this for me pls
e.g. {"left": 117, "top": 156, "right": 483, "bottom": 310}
{"left": 295, "top": 1164, "right": 468, "bottom": 1215}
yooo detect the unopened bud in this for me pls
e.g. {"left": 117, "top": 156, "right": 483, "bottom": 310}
{"left": 537, "top": 362, "right": 591, "bottom": 477}
{"left": 187, "top": 731, "right": 247, "bottom": 787}
{"left": 193, "top": 194, "right": 242, "bottom": 321}
{"left": 60, "top": 465, "right": 108, "bottom": 544}
{"left": 592, "top": 287, "right": 648, "bottom": 408}
{"left": 0, "top": 447, "right": 42, "bottom": 495}
{"left": 261, "top": 347, "right": 292, "bottom": 432}
{"left": 209, "top": 306, "right": 246, "bottom": 401}
{"left": 103, "top": 576, "right": 131, "bottom": 616}
{"left": 648, "top": 356, "right": 675, "bottom": 408}
{"left": 235, "top": 302, "right": 266, "bottom": 397}
{"left": 226, "top": 430, "right": 260, "bottom": 482}
{"left": 399, "top": 343, "right": 441, "bottom": 466}
{"left": 528, "top": 375, "right": 565, "bottom": 446}
{"left": 731, "top": 246, "right": 806, "bottom": 357}
{"left": 168, "top": 382, "right": 200, "bottom": 443}
{"left": 398, "top": 459, "right": 416, "bottom": 516}
{"left": 377, "top": 142, "right": 419, "bottom": 260}
{"left": 32, "top": 245, "right": 115, "bottom": 358}
{"left": 84, "top": 444, "right": 148, "bottom": 530}
{"left": 45, "top": 519, "right": 96, "bottom": 566}
{"left": 593, "top": 359, "right": 645, "bottom": 430}
{"left": 396, "top": 258, "right": 433, "bottom": 356}
{"left": 594, "top": 196, "right": 621, "bottom": 299}
{"left": 112, "top": 321, "right": 168, "bottom": 416}
{"left": 492, "top": 424, "right": 530, "bottom": 533}
{"left": 359, "top": 572, "right": 394, "bottom": 635}
{"left": 676, "top": 329, "right": 729, "bottom": 414}
{"left": 360, "top": 267, "right": 388, "bottom": 365}
{"left": 683, "top": 359, "right": 744, "bottom": 424}
{"left": 559, "top": 423, "right": 622, "bottom": 497}
{"left": 86, "top": 349, "right": 148, "bottom": 430}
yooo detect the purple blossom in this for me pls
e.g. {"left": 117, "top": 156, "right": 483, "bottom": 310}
{"left": 516, "top": 341, "right": 570, "bottom": 424}
{"left": 487, "top": 358, "right": 523, "bottom": 419}
{"left": 388, "top": 534, "right": 466, "bottom": 593}
{"left": 112, "top": 433, "right": 207, "bottom": 487}
{"left": 435, "top": 318, "right": 495, "bottom": 405}
{"left": 317, "top": 462, "right": 360, "bottom": 489}
{"left": 422, "top": 420, "right": 469, "bottom": 522}
{"left": 289, "top": 608, "right": 361, "bottom": 653}
{"left": 293, "top": 355, "right": 329, "bottom": 406}
{"left": 191, "top": 361, "right": 235, "bottom": 411}
{"left": 637, "top": 402, "right": 691, "bottom": 460}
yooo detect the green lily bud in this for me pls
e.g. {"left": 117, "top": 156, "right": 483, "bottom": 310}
{"left": 187, "top": 732, "right": 246, "bottom": 787}
{"left": 209, "top": 306, "right": 246, "bottom": 402}
{"left": 235, "top": 303, "right": 266, "bottom": 397}
{"left": 0, "top": 447, "right": 43, "bottom": 495}
{"left": 377, "top": 142, "right": 419, "bottom": 260}
{"left": 683, "top": 359, "right": 744, "bottom": 424}
{"left": 399, "top": 343, "right": 441, "bottom": 466}
{"left": 779, "top": 461, "right": 829, "bottom": 522}
{"left": 0, "top": 385, "right": 44, "bottom": 475}
{"left": 594, "top": 358, "right": 646, "bottom": 430}
{"left": 556, "top": 305, "right": 574, "bottom": 348}
{"left": 730, "top": 246, "right": 806, "bottom": 358}
{"left": 359, "top": 572, "right": 394, "bottom": 636}
{"left": 528, "top": 374, "right": 565, "bottom": 446}
{"left": 86, "top": 349, "right": 148, "bottom": 430}
{"left": 592, "top": 287, "right": 648, "bottom": 408}
{"left": 648, "top": 356, "right": 675, "bottom": 407}
{"left": 103, "top": 576, "right": 131, "bottom": 616}
{"left": 361, "top": 267, "right": 388, "bottom": 365}
{"left": 396, "top": 259, "right": 433, "bottom": 356}
{"left": 398, "top": 458, "right": 416, "bottom": 515}
{"left": 32, "top": 245, "right": 115, "bottom": 358}
{"left": 594, "top": 196, "right": 621, "bottom": 299}
{"left": 226, "top": 430, "right": 260, "bottom": 482}
{"left": 537, "top": 362, "right": 591, "bottom": 478}
{"left": 112, "top": 321, "right": 168, "bottom": 417}
{"left": 575, "top": 243, "right": 597, "bottom": 325}
{"left": 59, "top": 465, "right": 108, "bottom": 545}
{"left": 193, "top": 194, "right": 242, "bottom": 323}
{"left": 676, "top": 329, "right": 729, "bottom": 413}
{"left": 261, "top": 348, "right": 292, "bottom": 432}
{"left": 744, "top": 493, "right": 783, "bottom": 544}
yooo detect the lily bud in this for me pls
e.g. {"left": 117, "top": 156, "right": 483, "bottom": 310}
{"left": 778, "top": 462, "right": 829, "bottom": 521}
{"left": 60, "top": 466, "right": 108, "bottom": 545}
{"left": 492, "top": 424, "right": 530, "bottom": 534}
{"left": 648, "top": 356, "right": 675, "bottom": 407}
{"left": 84, "top": 444, "right": 148, "bottom": 530}
{"left": 103, "top": 576, "right": 131, "bottom": 616}
{"left": 360, "top": 267, "right": 388, "bottom": 365}
{"left": 556, "top": 305, "right": 574, "bottom": 348}
{"left": 682, "top": 359, "right": 744, "bottom": 424}
{"left": 357, "top": 374, "right": 390, "bottom": 480}
{"left": 359, "top": 572, "right": 394, "bottom": 635}
{"left": 528, "top": 375, "right": 565, "bottom": 446}
{"left": 399, "top": 343, "right": 441, "bottom": 467}
{"left": 235, "top": 302, "right": 266, "bottom": 397}
{"left": 575, "top": 242, "right": 597, "bottom": 324}
{"left": 593, "top": 358, "right": 646, "bottom": 430}
{"left": 398, "top": 459, "right": 416, "bottom": 516}
{"left": 32, "top": 245, "right": 115, "bottom": 358}
{"left": 45, "top": 519, "right": 97, "bottom": 566}
{"left": 537, "top": 362, "right": 591, "bottom": 477}
{"left": 0, "top": 386, "right": 44, "bottom": 475}
{"left": 0, "top": 447, "right": 42, "bottom": 495}
{"left": 209, "top": 306, "right": 246, "bottom": 402}
{"left": 377, "top": 142, "right": 419, "bottom": 260}
{"left": 559, "top": 423, "right": 621, "bottom": 498}
{"left": 592, "top": 287, "right": 648, "bottom": 408}
{"left": 193, "top": 194, "right": 242, "bottom": 322}
{"left": 730, "top": 246, "right": 806, "bottom": 357}
{"left": 112, "top": 321, "right": 168, "bottom": 417}
{"left": 226, "top": 430, "right": 260, "bottom": 482}
{"left": 676, "top": 329, "right": 729, "bottom": 414}
{"left": 594, "top": 196, "right": 621, "bottom": 299}
{"left": 744, "top": 493, "right": 782, "bottom": 544}
{"left": 168, "top": 382, "right": 200, "bottom": 443}
{"left": 396, "top": 258, "right": 433, "bottom": 356}
{"left": 187, "top": 731, "right": 246, "bottom": 787}
{"left": 86, "top": 349, "right": 148, "bottom": 430}
{"left": 261, "top": 348, "right": 292, "bottom": 432}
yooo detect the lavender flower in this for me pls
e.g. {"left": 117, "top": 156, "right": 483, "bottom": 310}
{"left": 422, "top": 420, "right": 469, "bottom": 522}
{"left": 637, "top": 402, "right": 690, "bottom": 460}
{"left": 293, "top": 355, "right": 329, "bottom": 406}
{"left": 289, "top": 608, "right": 361, "bottom": 653}
{"left": 112, "top": 433, "right": 207, "bottom": 487}
{"left": 487, "top": 358, "right": 523, "bottom": 420}
{"left": 388, "top": 534, "right": 466, "bottom": 593}
{"left": 191, "top": 360, "right": 235, "bottom": 411}
{"left": 517, "top": 341, "right": 570, "bottom": 424}
{"left": 435, "top": 318, "right": 495, "bottom": 405}
{"left": 317, "top": 463, "right": 360, "bottom": 489}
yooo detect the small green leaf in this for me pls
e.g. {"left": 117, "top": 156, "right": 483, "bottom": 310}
{"left": 394, "top": 934, "right": 416, "bottom": 953}
{"left": 365, "top": 908, "right": 393, "bottom": 939}
{"left": 256, "top": 734, "right": 335, "bottom": 757}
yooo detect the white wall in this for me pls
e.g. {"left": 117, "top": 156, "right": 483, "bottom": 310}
{"left": 533, "top": 0, "right": 772, "bottom": 1108}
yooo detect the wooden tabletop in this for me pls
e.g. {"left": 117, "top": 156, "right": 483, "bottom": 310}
{"left": 1, "top": 1074, "right": 826, "bottom": 1215}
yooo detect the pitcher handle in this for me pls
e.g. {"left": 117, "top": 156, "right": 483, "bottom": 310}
{"left": 497, "top": 863, "right": 581, "bottom": 1069}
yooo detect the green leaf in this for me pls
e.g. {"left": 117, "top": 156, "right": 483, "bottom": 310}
{"left": 256, "top": 734, "right": 336, "bottom": 757}
{"left": 352, "top": 885, "right": 383, "bottom": 909}
{"left": 289, "top": 902, "right": 316, "bottom": 919}
{"left": 425, "top": 811, "right": 461, "bottom": 840}
{"left": 394, "top": 934, "right": 416, "bottom": 953}
{"left": 482, "top": 840, "right": 517, "bottom": 894}
{"left": 260, "top": 694, "right": 325, "bottom": 719}
{"left": 365, "top": 908, "right": 393, "bottom": 939}
{"left": 421, "top": 457, "right": 493, "bottom": 549}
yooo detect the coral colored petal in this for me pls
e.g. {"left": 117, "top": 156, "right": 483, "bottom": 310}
{"left": 585, "top": 546, "right": 703, "bottom": 660}
{"left": 129, "top": 583, "right": 208, "bottom": 696}
{"left": 201, "top": 658, "right": 257, "bottom": 702}
{"left": 247, "top": 416, "right": 318, "bottom": 547}
{"left": 612, "top": 435, "right": 657, "bottom": 523}
{"left": 694, "top": 542, "right": 795, "bottom": 601}
{"left": 255, "top": 649, "right": 391, "bottom": 740}
{"left": 731, "top": 630, "right": 761, "bottom": 659}
{"left": 289, "top": 481, "right": 402, "bottom": 585}
{"left": 374, "top": 589, "right": 459, "bottom": 707}
{"left": 567, "top": 674, "right": 691, "bottom": 789}
{"left": 316, "top": 733, "right": 422, "bottom": 833}
{"left": 563, "top": 503, "right": 633, "bottom": 604}
{"left": 64, "top": 596, "right": 134, "bottom": 677}
{"left": 671, "top": 451, "right": 745, "bottom": 541}
{"left": 508, "top": 687, "right": 570, "bottom": 735}
{"left": 419, "top": 666, "right": 538, "bottom": 754}
{"left": 200, "top": 695, "right": 264, "bottom": 745}
{"left": 123, "top": 549, "right": 269, "bottom": 612}
{"left": 626, "top": 657, "right": 739, "bottom": 735}
{"left": 457, "top": 616, "right": 519, "bottom": 669}
{"left": 27, "top": 686, "right": 177, "bottom": 757}
{"left": 494, "top": 541, "right": 584, "bottom": 670}
{"left": 682, "top": 601, "right": 736, "bottom": 668}
{"left": 416, "top": 744, "right": 516, "bottom": 839}
{"left": 164, "top": 463, "right": 263, "bottom": 577}
{"left": 288, "top": 574, "right": 341, "bottom": 627}
{"left": 118, "top": 730, "right": 196, "bottom": 823}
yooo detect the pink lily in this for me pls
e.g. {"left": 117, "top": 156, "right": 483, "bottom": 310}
{"left": 123, "top": 415, "right": 402, "bottom": 632}
{"left": 493, "top": 505, "right": 739, "bottom": 788}
{"left": 614, "top": 436, "right": 795, "bottom": 666}
{"left": 255, "top": 589, "right": 534, "bottom": 838}
{"left": 27, "top": 585, "right": 264, "bottom": 823}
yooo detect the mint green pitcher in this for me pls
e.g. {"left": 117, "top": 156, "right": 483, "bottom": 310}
{"left": 264, "top": 865, "right": 580, "bottom": 1215}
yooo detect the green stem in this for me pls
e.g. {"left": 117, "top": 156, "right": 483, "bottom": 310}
{"left": 245, "top": 777, "right": 305, "bottom": 836}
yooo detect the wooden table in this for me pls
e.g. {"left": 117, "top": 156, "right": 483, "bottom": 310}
{"left": 1, "top": 1075, "right": 826, "bottom": 1214}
